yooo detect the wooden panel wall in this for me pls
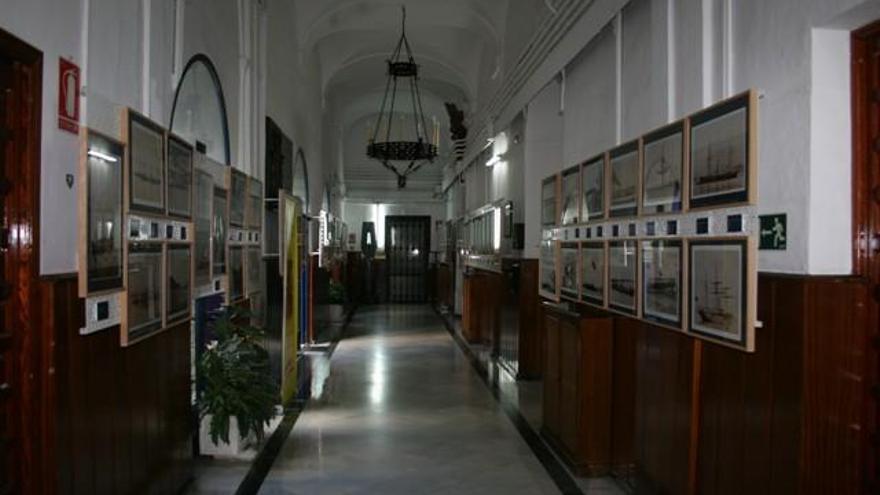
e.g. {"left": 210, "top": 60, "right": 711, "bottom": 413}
{"left": 50, "top": 276, "right": 193, "bottom": 495}
{"left": 517, "top": 259, "right": 543, "bottom": 378}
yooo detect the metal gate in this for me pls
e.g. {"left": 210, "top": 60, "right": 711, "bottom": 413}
{"left": 385, "top": 216, "right": 430, "bottom": 303}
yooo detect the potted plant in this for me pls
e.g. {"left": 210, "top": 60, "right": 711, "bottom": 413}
{"left": 197, "top": 307, "right": 278, "bottom": 458}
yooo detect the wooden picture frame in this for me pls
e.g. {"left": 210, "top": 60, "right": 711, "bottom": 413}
{"left": 79, "top": 128, "right": 125, "bottom": 296}
{"left": 688, "top": 90, "right": 757, "bottom": 209}
{"left": 560, "top": 165, "right": 580, "bottom": 225}
{"left": 608, "top": 239, "right": 638, "bottom": 316}
{"left": 641, "top": 239, "right": 684, "bottom": 329}
{"left": 642, "top": 121, "right": 686, "bottom": 215}
{"left": 539, "top": 239, "right": 560, "bottom": 301}
{"left": 580, "top": 241, "right": 606, "bottom": 307}
{"left": 541, "top": 174, "right": 560, "bottom": 227}
{"left": 687, "top": 237, "right": 756, "bottom": 351}
{"left": 560, "top": 242, "right": 580, "bottom": 300}
{"left": 230, "top": 169, "right": 247, "bottom": 227}
{"left": 166, "top": 133, "right": 194, "bottom": 219}
{"left": 193, "top": 167, "right": 213, "bottom": 288}
{"left": 122, "top": 242, "right": 164, "bottom": 346}
{"left": 124, "top": 109, "right": 166, "bottom": 214}
{"left": 247, "top": 177, "right": 263, "bottom": 230}
{"left": 580, "top": 153, "right": 606, "bottom": 223}
{"left": 609, "top": 140, "right": 640, "bottom": 218}
{"left": 166, "top": 243, "right": 192, "bottom": 324}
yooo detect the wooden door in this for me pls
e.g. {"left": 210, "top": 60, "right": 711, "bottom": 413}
{"left": 0, "top": 30, "right": 44, "bottom": 494}
{"left": 853, "top": 21, "right": 880, "bottom": 492}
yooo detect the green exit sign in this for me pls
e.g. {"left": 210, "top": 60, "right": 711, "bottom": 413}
{"left": 759, "top": 214, "right": 787, "bottom": 250}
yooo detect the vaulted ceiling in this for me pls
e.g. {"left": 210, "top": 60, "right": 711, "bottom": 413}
{"left": 291, "top": 0, "right": 528, "bottom": 201}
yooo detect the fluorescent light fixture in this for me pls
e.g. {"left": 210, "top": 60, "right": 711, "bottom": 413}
{"left": 485, "top": 155, "right": 502, "bottom": 167}
{"left": 493, "top": 208, "right": 502, "bottom": 251}
{"left": 87, "top": 149, "right": 118, "bottom": 163}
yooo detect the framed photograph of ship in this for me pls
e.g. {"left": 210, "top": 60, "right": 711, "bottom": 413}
{"left": 642, "top": 122, "right": 684, "bottom": 215}
{"left": 166, "top": 134, "right": 193, "bottom": 218}
{"left": 580, "top": 242, "right": 606, "bottom": 306}
{"left": 609, "top": 141, "right": 640, "bottom": 218}
{"left": 124, "top": 242, "right": 163, "bottom": 345}
{"left": 81, "top": 130, "right": 125, "bottom": 295}
{"left": 539, "top": 240, "right": 559, "bottom": 301}
{"left": 126, "top": 110, "right": 165, "bottom": 213}
{"left": 608, "top": 240, "right": 638, "bottom": 315}
{"left": 561, "top": 166, "right": 580, "bottom": 225}
{"left": 688, "top": 238, "right": 756, "bottom": 351}
{"left": 166, "top": 244, "right": 192, "bottom": 323}
{"left": 581, "top": 155, "right": 605, "bottom": 222}
{"left": 560, "top": 242, "right": 579, "bottom": 299}
{"left": 641, "top": 239, "right": 683, "bottom": 328}
{"left": 541, "top": 175, "right": 559, "bottom": 226}
{"left": 689, "top": 91, "right": 756, "bottom": 209}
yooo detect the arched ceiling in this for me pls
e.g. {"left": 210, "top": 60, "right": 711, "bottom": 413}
{"left": 292, "top": 0, "right": 512, "bottom": 197}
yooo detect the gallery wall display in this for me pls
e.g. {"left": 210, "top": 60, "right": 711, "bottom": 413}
{"left": 539, "top": 240, "right": 559, "bottom": 301}
{"left": 608, "top": 240, "right": 638, "bottom": 315}
{"left": 230, "top": 170, "right": 247, "bottom": 227}
{"left": 126, "top": 110, "right": 166, "bottom": 213}
{"left": 125, "top": 242, "right": 164, "bottom": 344}
{"left": 688, "top": 91, "right": 756, "bottom": 210}
{"left": 167, "top": 134, "right": 194, "bottom": 218}
{"left": 609, "top": 141, "right": 639, "bottom": 218}
{"left": 167, "top": 244, "right": 192, "bottom": 323}
{"left": 193, "top": 168, "right": 213, "bottom": 288}
{"left": 561, "top": 166, "right": 580, "bottom": 225}
{"left": 80, "top": 130, "right": 125, "bottom": 295}
{"left": 641, "top": 239, "right": 683, "bottom": 329}
{"left": 541, "top": 175, "right": 559, "bottom": 227}
{"left": 248, "top": 178, "right": 263, "bottom": 230}
{"left": 213, "top": 186, "right": 228, "bottom": 276}
{"left": 229, "top": 246, "right": 244, "bottom": 302}
{"left": 642, "top": 121, "right": 685, "bottom": 215}
{"left": 560, "top": 242, "right": 579, "bottom": 300}
{"left": 580, "top": 242, "right": 606, "bottom": 307}
{"left": 581, "top": 154, "right": 606, "bottom": 222}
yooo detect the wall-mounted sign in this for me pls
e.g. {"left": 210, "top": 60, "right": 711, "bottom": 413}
{"left": 759, "top": 214, "right": 787, "bottom": 250}
{"left": 58, "top": 58, "right": 80, "bottom": 134}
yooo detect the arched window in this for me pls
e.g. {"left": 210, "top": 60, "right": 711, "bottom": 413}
{"left": 169, "top": 54, "right": 231, "bottom": 165}
{"left": 293, "top": 147, "right": 309, "bottom": 214}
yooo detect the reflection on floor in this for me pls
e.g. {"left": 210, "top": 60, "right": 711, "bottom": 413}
{"left": 190, "top": 305, "right": 625, "bottom": 494}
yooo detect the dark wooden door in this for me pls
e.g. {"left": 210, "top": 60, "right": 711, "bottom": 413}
{"left": 853, "top": 21, "right": 880, "bottom": 493}
{"left": 384, "top": 216, "right": 430, "bottom": 303}
{"left": 0, "top": 30, "right": 44, "bottom": 494}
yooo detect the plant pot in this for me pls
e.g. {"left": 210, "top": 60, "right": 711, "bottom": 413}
{"left": 198, "top": 407, "right": 284, "bottom": 460}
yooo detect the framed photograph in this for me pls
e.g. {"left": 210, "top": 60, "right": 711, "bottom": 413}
{"left": 608, "top": 240, "right": 638, "bottom": 315}
{"left": 166, "top": 244, "right": 192, "bottom": 323}
{"left": 539, "top": 240, "right": 559, "bottom": 301}
{"left": 124, "top": 242, "right": 163, "bottom": 345}
{"left": 126, "top": 110, "right": 165, "bottom": 213}
{"left": 81, "top": 130, "right": 125, "bottom": 295}
{"left": 580, "top": 242, "right": 606, "bottom": 306}
{"left": 642, "top": 121, "right": 684, "bottom": 215}
{"left": 609, "top": 141, "right": 640, "bottom": 218}
{"left": 561, "top": 166, "right": 580, "bottom": 225}
{"left": 581, "top": 155, "right": 605, "bottom": 222}
{"left": 229, "top": 246, "right": 244, "bottom": 302}
{"left": 248, "top": 178, "right": 263, "bottom": 230}
{"left": 193, "top": 169, "right": 213, "bottom": 288}
{"left": 688, "top": 238, "right": 755, "bottom": 351}
{"left": 230, "top": 170, "right": 247, "bottom": 227}
{"left": 212, "top": 186, "right": 228, "bottom": 276}
{"left": 541, "top": 175, "right": 559, "bottom": 227}
{"left": 689, "top": 90, "right": 756, "bottom": 209}
{"left": 167, "top": 134, "right": 193, "bottom": 218}
{"left": 641, "top": 239, "right": 683, "bottom": 328}
{"left": 560, "top": 242, "right": 579, "bottom": 300}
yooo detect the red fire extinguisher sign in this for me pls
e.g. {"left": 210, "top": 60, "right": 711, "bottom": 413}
{"left": 58, "top": 58, "right": 80, "bottom": 134}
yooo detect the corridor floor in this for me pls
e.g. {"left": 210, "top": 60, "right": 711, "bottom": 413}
{"left": 258, "top": 305, "right": 564, "bottom": 494}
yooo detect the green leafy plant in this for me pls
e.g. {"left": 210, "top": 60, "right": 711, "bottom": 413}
{"left": 197, "top": 306, "right": 277, "bottom": 446}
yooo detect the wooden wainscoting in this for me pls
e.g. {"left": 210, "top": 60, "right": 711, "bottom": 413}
{"left": 49, "top": 276, "right": 193, "bottom": 495}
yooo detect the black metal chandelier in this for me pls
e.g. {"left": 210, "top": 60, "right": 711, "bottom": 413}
{"left": 367, "top": 6, "right": 438, "bottom": 189}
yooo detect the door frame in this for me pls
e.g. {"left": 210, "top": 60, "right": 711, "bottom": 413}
{"left": 852, "top": 20, "right": 880, "bottom": 492}
{"left": 0, "top": 28, "right": 46, "bottom": 494}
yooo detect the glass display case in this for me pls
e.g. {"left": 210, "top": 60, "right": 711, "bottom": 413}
{"left": 194, "top": 169, "right": 213, "bottom": 287}
{"left": 229, "top": 246, "right": 244, "bottom": 301}
{"left": 127, "top": 110, "right": 165, "bottom": 213}
{"left": 127, "top": 243, "right": 163, "bottom": 340}
{"left": 213, "top": 186, "right": 228, "bottom": 276}
{"left": 167, "top": 244, "right": 192, "bottom": 322}
{"left": 167, "top": 135, "right": 193, "bottom": 218}
{"left": 84, "top": 130, "right": 125, "bottom": 293}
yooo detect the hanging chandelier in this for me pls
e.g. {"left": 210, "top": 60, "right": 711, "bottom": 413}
{"left": 367, "top": 6, "right": 438, "bottom": 189}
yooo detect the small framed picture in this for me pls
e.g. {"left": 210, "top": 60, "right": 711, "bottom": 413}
{"left": 608, "top": 240, "right": 638, "bottom": 315}
{"left": 689, "top": 90, "right": 756, "bottom": 209}
{"left": 580, "top": 154, "right": 606, "bottom": 222}
{"left": 539, "top": 240, "right": 559, "bottom": 301}
{"left": 542, "top": 175, "right": 560, "bottom": 227}
{"left": 609, "top": 141, "right": 640, "bottom": 218}
{"left": 688, "top": 238, "right": 755, "bottom": 351}
{"left": 560, "top": 242, "right": 579, "bottom": 300}
{"left": 561, "top": 166, "right": 580, "bottom": 225}
{"left": 642, "top": 121, "right": 684, "bottom": 215}
{"left": 641, "top": 239, "right": 683, "bottom": 329}
{"left": 580, "top": 241, "right": 606, "bottom": 307}
{"left": 126, "top": 110, "right": 165, "bottom": 213}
